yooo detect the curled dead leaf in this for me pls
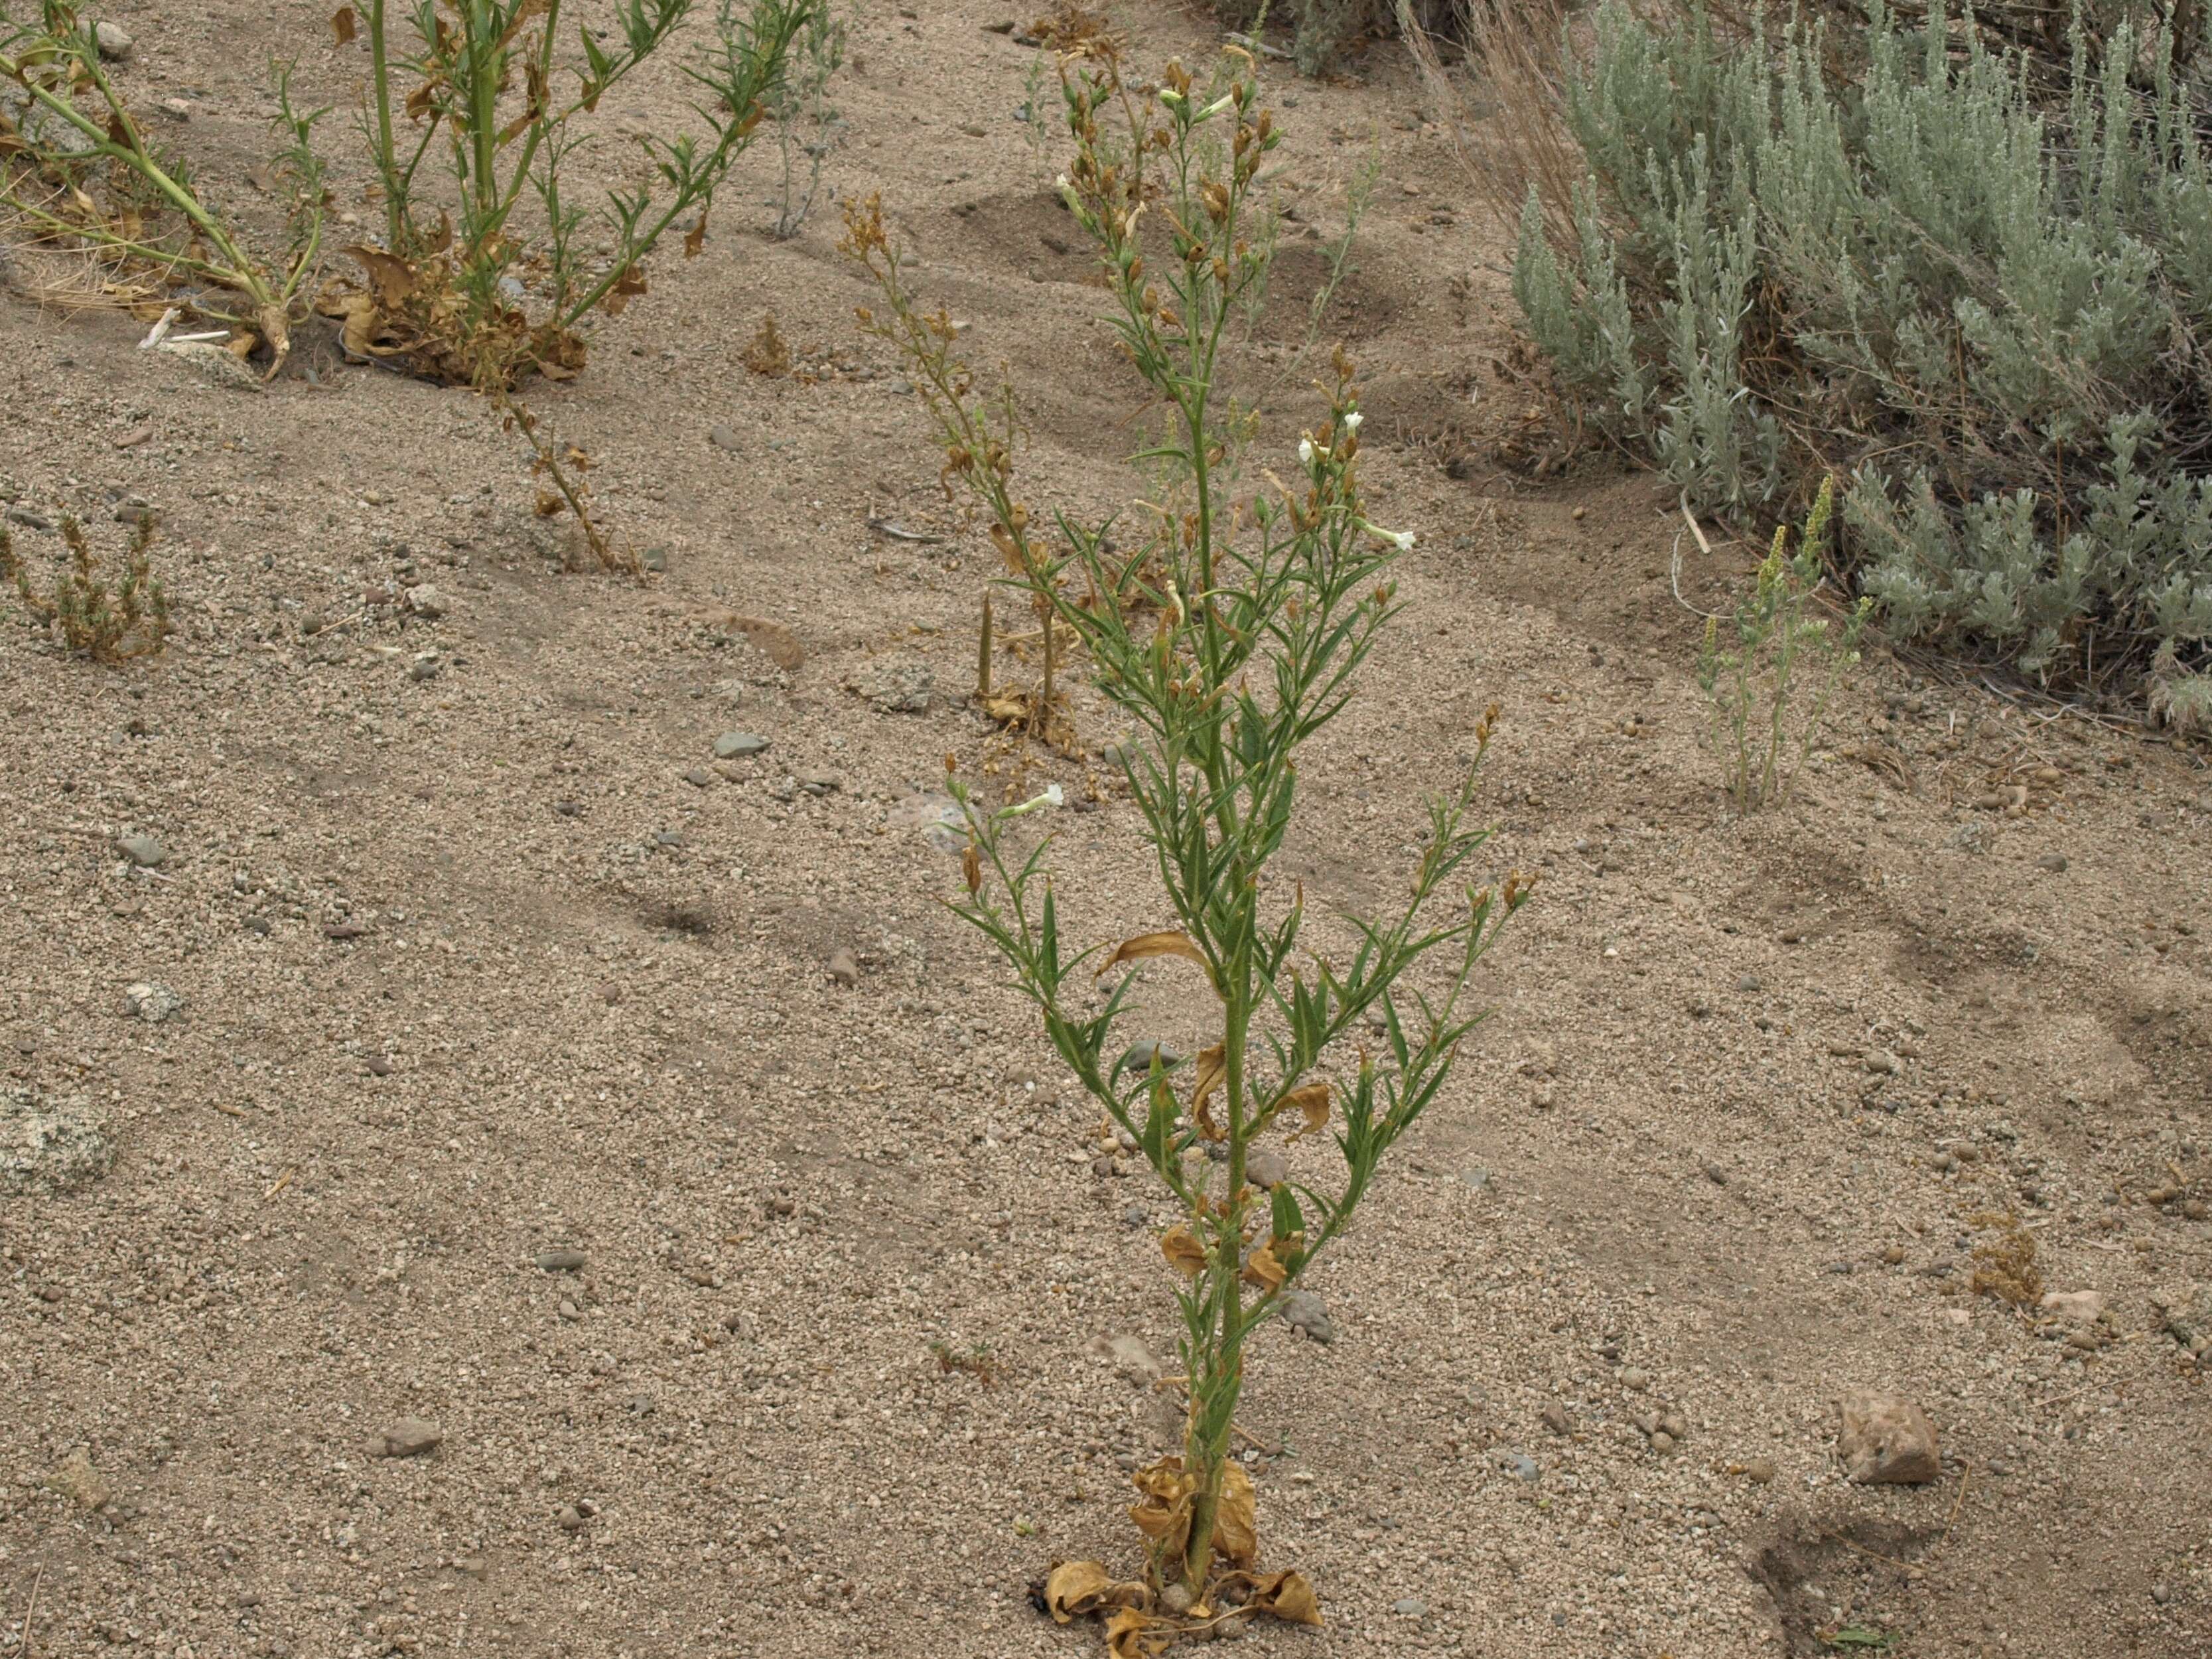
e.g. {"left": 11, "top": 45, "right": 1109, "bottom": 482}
{"left": 1229, "top": 1569, "right": 1323, "bottom": 1626}
{"left": 1190, "top": 1042, "right": 1225, "bottom": 1141}
{"left": 1160, "top": 1225, "right": 1206, "bottom": 1279}
{"left": 683, "top": 208, "right": 709, "bottom": 259}
{"left": 1104, "top": 1606, "right": 1176, "bottom": 1659}
{"left": 1213, "top": 1462, "right": 1259, "bottom": 1568}
{"left": 343, "top": 244, "right": 417, "bottom": 311}
{"left": 1241, "top": 1240, "right": 1286, "bottom": 1293}
{"left": 331, "top": 5, "right": 357, "bottom": 44}
{"left": 1098, "top": 930, "right": 1210, "bottom": 980}
{"left": 962, "top": 842, "right": 981, "bottom": 896}
{"left": 1279, "top": 1081, "right": 1330, "bottom": 1141}
{"left": 602, "top": 263, "right": 648, "bottom": 316}
{"left": 1041, "top": 1561, "right": 1148, "bottom": 1624}
{"left": 1127, "top": 1457, "right": 1198, "bottom": 1563}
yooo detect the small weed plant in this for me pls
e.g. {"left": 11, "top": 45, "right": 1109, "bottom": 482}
{"left": 1, "top": 514, "right": 169, "bottom": 662}
{"left": 762, "top": 0, "right": 844, "bottom": 238}
{"left": 1696, "top": 480, "right": 1869, "bottom": 814}
{"left": 0, "top": 2, "right": 327, "bottom": 370}
{"left": 847, "top": 50, "right": 1527, "bottom": 1645}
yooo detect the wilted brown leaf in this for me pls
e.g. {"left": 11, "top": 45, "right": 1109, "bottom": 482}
{"left": 1104, "top": 1607, "right": 1176, "bottom": 1659}
{"left": 1213, "top": 1463, "right": 1258, "bottom": 1567}
{"left": 342, "top": 244, "right": 417, "bottom": 311}
{"left": 1243, "top": 1569, "right": 1322, "bottom": 1626}
{"left": 1098, "top": 931, "right": 1210, "bottom": 979}
{"left": 1190, "top": 1042, "right": 1225, "bottom": 1141}
{"left": 1279, "top": 1081, "right": 1330, "bottom": 1141}
{"left": 1241, "top": 1240, "right": 1286, "bottom": 1293}
{"left": 683, "top": 208, "right": 709, "bottom": 259}
{"left": 1160, "top": 1225, "right": 1206, "bottom": 1279}
{"left": 963, "top": 842, "right": 982, "bottom": 895}
{"left": 331, "top": 5, "right": 357, "bottom": 44}
{"left": 1041, "top": 1561, "right": 1148, "bottom": 1624}
{"left": 602, "top": 263, "right": 648, "bottom": 315}
{"left": 742, "top": 312, "right": 790, "bottom": 376}
{"left": 1127, "top": 1457, "right": 1198, "bottom": 1562}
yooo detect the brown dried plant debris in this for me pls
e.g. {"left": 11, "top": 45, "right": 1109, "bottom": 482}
{"left": 1967, "top": 1210, "right": 2044, "bottom": 1307}
{"left": 1, "top": 514, "right": 169, "bottom": 662}
{"left": 742, "top": 312, "right": 792, "bottom": 377}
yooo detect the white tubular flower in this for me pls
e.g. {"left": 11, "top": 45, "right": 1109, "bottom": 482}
{"left": 1298, "top": 437, "right": 1316, "bottom": 467}
{"left": 1387, "top": 529, "right": 1416, "bottom": 551}
{"left": 1200, "top": 94, "right": 1237, "bottom": 120}
{"left": 1044, "top": 783, "right": 1066, "bottom": 808}
{"left": 1343, "top": 411, "right": 1363, "bottom": 433}
{"left": 1002, "top": 784, "right": 1065, "bottom": 819}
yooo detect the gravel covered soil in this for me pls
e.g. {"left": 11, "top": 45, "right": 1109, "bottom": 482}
{"left": 3, "top": 3, "right": 2209, "bottom": 1657}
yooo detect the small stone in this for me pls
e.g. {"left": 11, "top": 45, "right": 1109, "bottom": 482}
{"left": 1540, "top": 1402, "right": 1571, "bottom": 1436}
{"left": 1391, "top": 1597, "right": 1428, "bottom": 1619}
{"left": 798, "top": 771, "right": 839, "bottom": 796}
{"left": 1460, "top": 1165, "right": 1492, "bottom": 1192}
{"left": 1619, "top": 1365, "right": 1651, "bottom": 1392}
{"left": 558, "top": 1299, "right": 581, "bottom": 1321}
{"left": 1659, "top": 1411, "right": 1688, "bottom": 1439}
{"left": 44, "top": 1447, "right": 111, "bottom": 1510}
{"left": 1836, "top": 1391, "right": 1939, "bottom": 1484}
{"left": 94, "top": 19, "right": 133, "bottom": 59}
{"left": 557, "top": 1504, "right": 585, "bottom": 1532}
{"left": 853, "top": 654, "right": 935, "bottom": 713}
{"left": 405, "top": 584, "right": 447, "bottom": 618}
{"left": 535, "top": 1248, "right": 588, "bottom": 1272}
{"left": 2036, "top": 852, "right": 2068, "bottom": 872}
{"left": 709, "top": 425, "right": 742, "bottom": 452}
{"left": 1736, "top": 973, "right": 1763, "bottom": 992}
{"left": 2154, "top": 1583, "right": 2172, "bottom": 1606}
{"left": 1245, "top": 1149, "right": 1289, "bottom": 1190}
{"left": 2151, "top": 1282, "right": 2212, "bottom": 1351}
{"left": 407, "top": 652, "right": 442, "bottom": 682}
{"left": 1500, "top": 1450, "right": 1539, "bottom": 1482}
{"left": 640, "top": 544, "right": 668, "bottom": 573}
{"left": 1089, "top": 1334, "right": 1164, "bottom": 1387}
{"left": 158, "top": 97, "right": 193, "bottom": 120}
{"left": 1278, "top": 1289, "right": 1335, "bottom": 1344}
{"left": 1160, "top": 1583, "right": 1195, "bottom": 1617}
{"left": 374, "top": 1417, "right": 443, "bottom": 1459}
{"left": 118, "top": 833, "right": 165, "bottom": 867}
{"left": 121, "top": 981, "right": 182, "bottom": 1023}
{"left": 3, "top": 1087, "right": 115, "bottom": 1196}
{"left": 365, "top": 1054, "right": 393, "bottom": 1077}
{"left": 827, "top": 949, "right": 860, "bottom": 987}
{"left": 111, "top": 494, "right": 153, "bottom": 524}
{"left": 1649, "top": 1430, "right": 1677, "bottom": 1454}
{"left": 2039, "top": 1289, "right": 2105, "bottom": 1325}
{"left": 684, "top": 767, "right": 713, "bottom": 789}
{"left": 714, "top": 731, "right": 769, "bottom": 760}
{"left": 1123, "top": 1204, "right": 1147, "bottom": 1228}
{"left": 654, "top": 829, "right": 685, "bottom": 848}
{"left": 1865, "top": 1048, "right": 1902, "bottom": 1076}
{"left": 1740, "top": 1457, "right": 1777, "bottom": 1484}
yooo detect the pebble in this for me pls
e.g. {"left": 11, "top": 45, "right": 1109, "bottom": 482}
{"left": 853, "top": 655, "right": 935, "bottom": 713}
{"left": 2037, "top": 852, "right": 2068, "bottom": 872}
{"left": 94, "top": 19, "right": 133, "bottom": 59}
{"left": 365, "top": 1054, "right": 393, "bottom": 1076}
{"left": 2, "top": 1087, "right": 115, "bottom": 1196}
{"left": 405, "top": 584, "right": 447, "bottom": 618}
{"left": 408, "top": 653, "right": 442, "bottom": 682}
{"left": 1090, "top": 1333, "right": 1164, "bottom": 1386}
{"left": 1540, "top": 1402, "right": 1572, "bottom": 1436}
{"left": 373, "top": 1417, "right": 443, "bottom": 1459}
{"left": 1619, "top": 1365, "right": 1650, "bottom": 1391}
{"left": 121, "top": 981, "right": 182, "bottom": 1023}
{"left": 111, "top": 494, "right": 153, "bottom": 524}
{"left": 2039, "top": 1289, "right": 2105, "bottom": 1324}
{"left": 1736, "top": 973, "right": 1763, "bottom": 991}
{"left": 557, "top": 1504, "right": 585, "bottom": 1532}
{"left": 1245, "top": 1148, "right": 1288, "bottom": 1189}
{"left": 1460, "top": 1165, "right": 1492, "bottom": 1191}
{"left": 535, "top": 1248, "right": 588, "bottom": 1272}
{"left": 827, "top": 949, "right": 860, "bottom": 987}
{"left": 158, "top": 97, "right": 193, "bottom": 120}
{"left": 684, "top": 767, "right": 713, "bottom": 788}
{"left": 1391, "top": 1597, "right": 1428, "bottom": 1618}
{"left": 1278, "top": 1289, "right": 1335, "bottom": 1344}
{"left": 118, "top": 833, "right": 166, "bottom": 868}
{"left": 1865, "top": 1048, "right": 1902, "bottom": 1075}
{"left": 1649, "top": 1430, "right": 1676, "bottom": 1454}
{"left": 1836, "top": 1390, "right": 1939, "bottom": 1484}
{"left": 1740, "top": 1457, "right": 1777, "bottom": 1483}
{"left": 709, "top": 425, "right": 742, "bottom": 452}
{"left": 3, "top": 505, "right": 54, "bottom": 531}
{"left": 714, "top": 731, "right": 769, "bottom": 759}
{"left": 1119, "top": 1040, "right": 1183, "bottom": 1072}
{"left": 1500, "top": 1449, "right": 1539, "bottom": 1482}
{"left": 43, "top": 1447, "right": 111, "bottom": 1510}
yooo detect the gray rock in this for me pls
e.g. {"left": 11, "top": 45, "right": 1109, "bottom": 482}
{"left": 557, "top": 1503, "right": 586, "bottom": 1531}
{"left": 94, "top": 19, "right": 133, "bottom": 59}
{"left": 2036, "top": 852, "right": 2068, "bottom": 872}
{"left": 1540, "top": 1402, "right": 1572, "bottom": 1436}
{"left": 1499, "top": 1449, "right": 1539, "bottom": 1482}
{"left": 683, "top": 767, "right": 713, "bottom": 789}
{"left": 1865, "top": 1048, "right": 1902, "bottom": 1076}
{"left": 118, "top": 833, "right": 165, "bottom": 868}
{"left": 1119, "top": 1040, "right": 1184, "bottom": 1074}
{"left": 1122, "top": 1204, "right": 1148, "bottom": 1228}
{"left": 374, "top": 1417, "right": 443, "bottom": 1459}
{"left": 853, "top": 655, "right": 934, "bottom": 714}
{"left": 121, "top": 981, "right": 182, "bottom": 1023}
{"left": 1649, "top": 1430, "right": 1677, "bottom": 1454}
{"left": 826, "top": 949, "right": 860, "bottom": 987}
{"left": 404, "top": 584, "right": 447, "bottom": 619}
{"left": 1460, "top": 1165, "right": 1491, "bottom": 1192}
{"left": 407, "top": 652, "right": 442, "bottom": 682}
{"left": 1619, "top": 1365, "right": 1651, "bottom": 1391}
{"left": 535, "top": 1248, "right": 588, "bottom": 1273}
{"left": 1245, "top": 1148, "right": 1289, "bottom": 1190}
{"left": 1836, "top": 1390, "right": 1939, "bottom": 1484}
{"left": 3, "top": 504, "right": 55, "bottom": 531}
{"left": 1089, "top": 1333, "right": 1164, "bottom": 1387}
{"left": 713, "top": 731, "right": 769, "bottom": 760}
{"left": 709, "top": 425, "right": 742, "bottom": 452}
{"left": 798, "top": 771, "right": 839, "bottom": 796}
{"left": 2, "top": 1088, "right": 115, "bottom": 1196}
{"left": 111, "top": 495, "right": 153, "bottom": 525}
{"left": 1391, "top": 1597, "right": 1428, "bottom": 1618}
{"left": 1278, "top": 1288, "right": 1334, "bottom": 1344}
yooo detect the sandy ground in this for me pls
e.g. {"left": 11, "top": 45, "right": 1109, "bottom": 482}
{"left": 3, "top": 3, "right": 2210, "bottom": 1657}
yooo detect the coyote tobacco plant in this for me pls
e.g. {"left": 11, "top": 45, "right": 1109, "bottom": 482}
{"left": 847, "top": 50, "right": 1527, "bottom": 1644}
{"left": 1696, "top": 479, "right": 1869, "bottom": 814}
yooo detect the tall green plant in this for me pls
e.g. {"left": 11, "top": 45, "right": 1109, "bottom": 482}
{"left": 846, "top": 49, "right": 1527, "bottom": 1632}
